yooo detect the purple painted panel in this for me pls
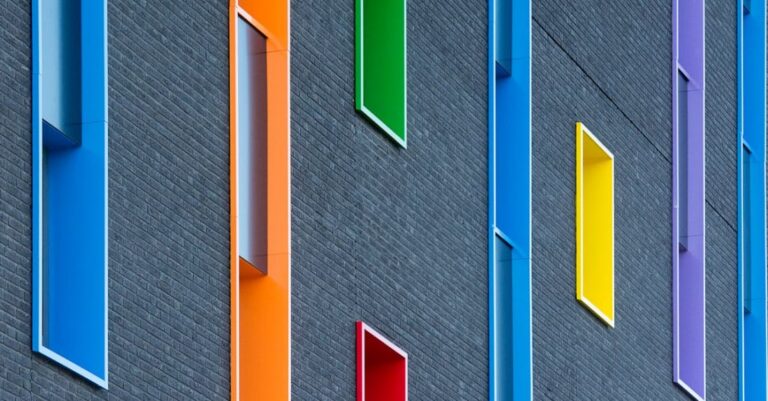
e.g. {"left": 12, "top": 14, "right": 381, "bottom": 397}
{"left": 672, "top": 0, "right": 705, "bottom": 399}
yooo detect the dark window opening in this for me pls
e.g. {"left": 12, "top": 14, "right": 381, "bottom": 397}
{"left": 237, "top": 16, "right": 269, "bottom": 275}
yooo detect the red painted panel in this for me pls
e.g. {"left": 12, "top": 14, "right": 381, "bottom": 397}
{"left": 357, "top": 322, "right": 408, "bottom": 401}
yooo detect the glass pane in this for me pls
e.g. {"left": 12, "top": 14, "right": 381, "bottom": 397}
{"left": 495, "top": 0, "right": 511, "bottom": 77}
{"left": 744, "top": 145, "right": 752, "bottom": 313}
{"left": 237, "top": 17, "right": 268, "bottom": 273}
{"left": 494, "top": 234, "right": 513, "bottom": 399}
{"left": 678, "top": 70, "right": 689, "bottom": 251}
{"left": 41, "top": 0, "right": 81, "bottom": 141}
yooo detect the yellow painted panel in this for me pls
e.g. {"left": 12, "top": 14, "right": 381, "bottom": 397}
{"left": 576, "top": 122, "right": 615, "bottom": 327}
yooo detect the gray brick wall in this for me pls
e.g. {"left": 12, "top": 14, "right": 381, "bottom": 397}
{"left": 0, "top": 0, "right": 231, "bottom": 399}
{"left": 703, "top": 1, "right": 739, "bottom": 400}
{"left": 0, "top": 0, "right": 745, "bottom": 399}
{"left": 532, "top": 1, "right": 738, "bottom": 400}
{"left": 289, "top": 0, "right": 489, "bottom": 399}
{"left": 0, "top": 0, "right": 34, "bottom": 399}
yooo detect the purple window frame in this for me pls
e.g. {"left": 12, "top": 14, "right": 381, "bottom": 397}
{"left": 672, "top": 0, "right": 706, "bottom": 399}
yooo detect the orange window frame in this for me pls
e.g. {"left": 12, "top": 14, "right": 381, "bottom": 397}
{"left": 229, "top": 1, "right": 290, "bottom": 400}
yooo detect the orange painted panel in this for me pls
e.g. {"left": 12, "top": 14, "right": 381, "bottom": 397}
{"left": 230, "top": 0, "right": 290, "bottom": 400}
{"left": 238, "top": 0, "right": 288, "bottom": 49}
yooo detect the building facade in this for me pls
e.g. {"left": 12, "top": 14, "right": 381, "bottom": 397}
{"left": 0, "top": 0, "right": 762, "bottom": 400}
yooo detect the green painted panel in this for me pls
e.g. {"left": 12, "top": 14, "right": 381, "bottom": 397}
{"left": 356, "top": 0, "right": 407, "bottom": 147}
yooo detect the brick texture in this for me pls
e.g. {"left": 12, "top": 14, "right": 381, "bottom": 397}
{"left": 0, "top": 0, "right": 744, "bottom": 400}
{"left": 289, "top": 0, "right": 489, "bottom": 400}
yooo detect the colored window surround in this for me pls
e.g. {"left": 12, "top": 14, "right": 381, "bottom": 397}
{"left": 229, "top": 0, "right": 290, "bottom": 400}
{"left": 355, "top": 0, "right": 407, "bottom": 147}
{"left": 575, "top": 122, "right": 614, "bottom": 327}
{"left": 356, "top": 322, "right": 408, "bottom": 401}
{"left": 738, "top": 0, "right": 767, "bottom": 400}
{"left": 488, "top": 0, "right": 532, "bottom": 399}
{"left": 31, "top": 0, "right": 109, "bottom": 388}
{"left": 672, "top": 0, "right": 706, "bottom": 398}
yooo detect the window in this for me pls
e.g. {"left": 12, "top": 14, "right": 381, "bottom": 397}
{"left": 41, "top": 0, "right": 81, "bottom": 148}
{"left": 677, "top": 70, "right": 689, "bottom": 251}
{"left": 355, "top": 0, "right": 407, "bottom": 146}
{"left": 237, "top": 16, "right": 268, "bottom": 275}
{"left": 495, "top": 0, "right": 511, "bottom": 77}
{"left": 230, "top": 2, "right": 290, "bottom": 400}
{"left": 740, "top": 2, "right": 768, "bottom": 400}
{"left": 493, "top": 234, "right": 514, "bottom": 399}
{"left": 356, "top": 322, "right": 407, "bottom": 401}
{"left": 742, "top": 144, "right": 752, "bottom": 314}
{"left": 575, "top": 122, "right": 614, "bottom": 327}
{"left": 490, "top": 0, "right": 532, "bottom": 398}
{"left": 673, "top": 1, "right": 705, "bottom": 398}
{"left": 32, "top": 0, "right": 108, "bottom": 388}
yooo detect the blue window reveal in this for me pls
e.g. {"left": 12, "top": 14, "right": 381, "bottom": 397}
{"left": 493, "top": 232, "right": 529, "bottom": 399}
{"left": 489, "top": 0, "right": 532, "bottom": 399}
{"left": 32, "top": 0, "right": 108, "bottom": 387}
{"left": 494, "top": 0, "right": 511, "bottom": 77}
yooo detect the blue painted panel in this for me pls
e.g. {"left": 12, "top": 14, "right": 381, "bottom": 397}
{"left": 489, "top": 0, "right": 532, "bottom": 399}
{"left": 43, "top": 122, "right": 106, "bottom": 379}
{"left": 43, "top": 120, "right": 81, "bottom": 149}
{"left": 32, "top": 0, "right": 108, "bottom": 387}
{"left": 495, "top": 0, "right": 531, "bottom": 259}
{"left": 738, "top": 1, "right": 767, "bottom": 400}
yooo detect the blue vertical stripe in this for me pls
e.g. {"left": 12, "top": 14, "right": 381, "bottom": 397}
{"left": 738, "top": 1, "right": 767, "bottom": 400}
{"left": 489, "top": 0, "right": 532, "bottom": 399}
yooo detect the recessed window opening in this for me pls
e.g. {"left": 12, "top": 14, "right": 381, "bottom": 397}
{"left": 678, "top": 69, "right": 689, "bottom": 252}
{"left": 237, "top": 16, "right": 268, "bottom": 275}
{"left": 743, "top": 143, "right": 752, "bottom": 314}
{"left": 495, "top": 0, "right": 511, "bottom": 77}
